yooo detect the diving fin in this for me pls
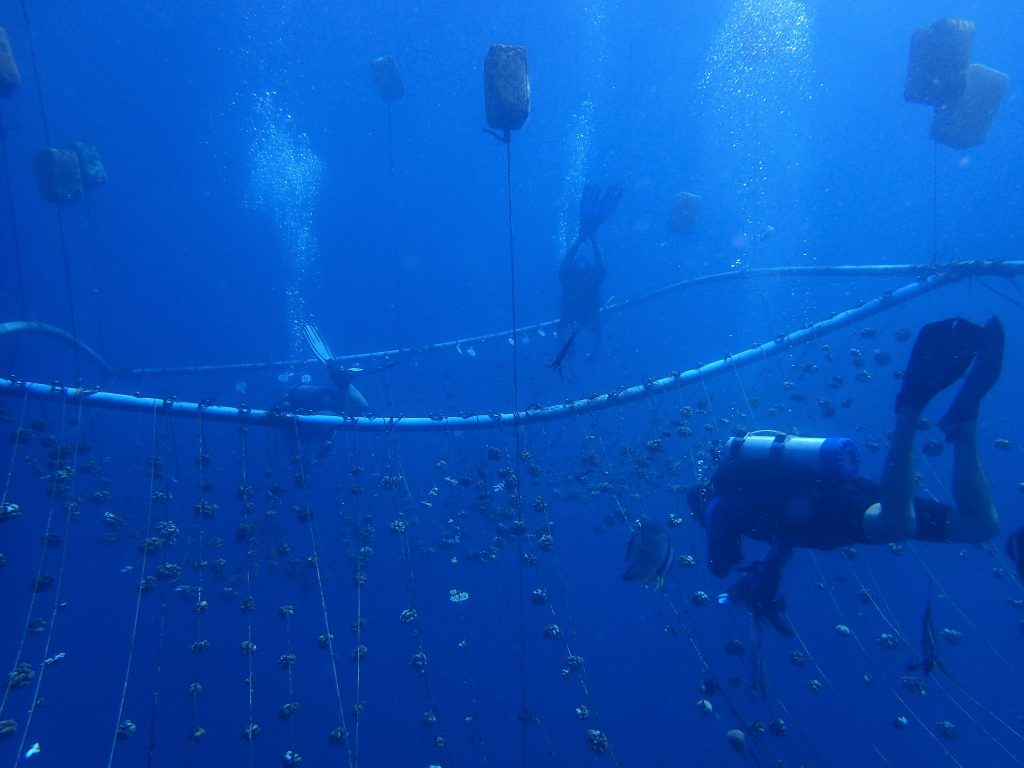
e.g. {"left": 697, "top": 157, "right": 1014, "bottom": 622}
{"left": 895, "top": 317, "right": 985, "bottom": 413}
{"left": 594, "top": 184, "right": 623, "bottom": 230}
{"left": 939, "top": 315, "right": 1004, "bottom": 440}
{"left": 303, "top": 324, "right": 334, "bottom": 365}
{"left": 577, "top": 183, "right": 623, "bottom": 240}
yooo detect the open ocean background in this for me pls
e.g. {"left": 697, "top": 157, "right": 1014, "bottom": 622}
{"left": 1, "top": 1, "right": 1022, "bottom": 766}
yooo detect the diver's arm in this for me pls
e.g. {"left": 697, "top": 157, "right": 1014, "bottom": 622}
{"left": 706, "top": 496, "right": 744, "bottom": 578}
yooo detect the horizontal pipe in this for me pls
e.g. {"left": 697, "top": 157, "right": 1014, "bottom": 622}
{"left": 0, "top": 321, "right": 112, "bottom": 373}
{"left": 122, "top": 260, "right": 1024, "bottom": 377}
{"left": 0, "top": 267, "right": 966, "bottom": 432}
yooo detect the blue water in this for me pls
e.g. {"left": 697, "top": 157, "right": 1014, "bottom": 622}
{"left": 1, "top": 1, "right": 1023, "bottom": 766}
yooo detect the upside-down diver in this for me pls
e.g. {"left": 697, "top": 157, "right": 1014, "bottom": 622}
{"left": 551, "top": 182, "right": 623, "bottom": 376}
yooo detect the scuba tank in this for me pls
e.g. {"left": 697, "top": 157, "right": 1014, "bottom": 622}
{"left": 722, "top": 431, "right": 860, "bottom": 480}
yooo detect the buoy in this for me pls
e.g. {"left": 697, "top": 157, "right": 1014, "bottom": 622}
{"left": 930, "top": 63, "right": 1008, "bottom": 149}
{"left": 904, "top": 18, "right": 974, "bottom": 107}
{"left": 34, "top": 148, "right": 83, "bottom": 203}
{"left": 370, "top": 55, "right": 404, "bottom": 102}
{"left": 669, "top": 192, "right": 701, "bottom": 235}
{"left": 0, "top": 27, "right": 19, "bottom": 97}
{"left": 483, "top": 44, "right": 530, "bottom": 138}
{"left": 903, "top": 17, "right": 1007, "bottom": 148}
{"left": 69, "top": 141, "right": 108, "bottom": 188}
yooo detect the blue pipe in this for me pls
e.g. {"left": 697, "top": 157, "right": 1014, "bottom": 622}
{"left": 0, "top": 267, "right": 968, "bottom": 432}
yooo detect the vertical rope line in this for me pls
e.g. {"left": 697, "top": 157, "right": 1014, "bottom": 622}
{"left": 0, "top": 391, "right": 32, "bottom": 729}
{"left": 0, "top": 106, "right": 27, "bottom": 319}
{"left": 932, "top": 140, "right": 939, "bottom": 263}
{"left": 16, "top": 0, "right": 80, "bottom": 378}
{"left": 187, "top": 415, "right": 209, "bottom": 768}
{"left": 502, "top": 138, "right": 529, "bottom": 766}
{"left": 388, "top": 434, "right": 459, "bottom": 765}
{"left": 144, "top": 593, "right": 167, "bottom": 768}
{"left": 387, "top": 102, "right": 400, "bottom": 338}
{"left": 85, "top": 193, "right": 107, "bottom": 355}
{"left": 238, "top": 425, "right": 256, "bottom": 768}
{"left": 289, "top": 419, "right": 354, "bottom": 768}
{"left": 106, "top": 403, "right": 160, "bottom": 768}
{"left": 12, "top": 394, "right": 81, "bottom": 766}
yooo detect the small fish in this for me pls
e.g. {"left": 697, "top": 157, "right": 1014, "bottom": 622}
{"left": 549, "top": 327, "right": 582, "bottom": 379}
{"left": 907, "top": 583, "right": 951, "bottom": 679}
{"left": 622, "top": 516, "right": 673, "bottom": 589}
{"left": 1006, "top": 525, "right": 1024, "bottom": 580}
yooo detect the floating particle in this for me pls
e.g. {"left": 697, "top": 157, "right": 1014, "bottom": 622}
{"left": 940, "top": 628, "right": 963, "bottom": 645}
{"left": 878, "top": 633, "right": 901, "bottom": 651}
{"left": 585, "top": 729, "right": 608, "bottom": 754}
{"left": 935, "top": 720, "right": 957, "bottom": 739}
{"left": 901, "top": 676, "right": 926, "bottom": 695}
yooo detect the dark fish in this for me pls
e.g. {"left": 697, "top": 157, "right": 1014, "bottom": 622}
{"left": 907, "top": 583, "right": 950, "bottom": 678}
{"left": 622, "top": 515, "right": 673, "bottom": 589}
{"left": 549, "top": 327, "right": 582, "bottom": 379}
{"left": 1006, "top": 526, "right": 1024, "bottom": 580}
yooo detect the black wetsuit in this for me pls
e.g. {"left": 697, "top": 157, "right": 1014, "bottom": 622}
{"left": 702, "top": 460, "right": 952, "bottom": 578}
{"left": 558, "top": 244, "right": 606, "bottom": 345}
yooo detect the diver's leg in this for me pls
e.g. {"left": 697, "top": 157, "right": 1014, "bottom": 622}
{"left": 863, "top": 407, "right": 918, "bottom": 542}
{"left": 864, "top": 318, "right": 987, "bottom": 543}
{"left": 940, "top": 317, "right": 1003, "bottom": 542}
{"left": 943, "top": 421, "right": 999, "bottom": 542}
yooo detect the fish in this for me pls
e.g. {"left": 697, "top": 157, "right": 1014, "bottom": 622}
{"left": 1006, "top": 525, "right": 1024, "bottom": 580}
{"left": 549, "top": 327, "right": 582, "bottom": 379}
{"left": 622, "top": 515, "right": 673, "bottom": 589}
{"left": 907, "top": 583, "right": 951, "bottom": 679}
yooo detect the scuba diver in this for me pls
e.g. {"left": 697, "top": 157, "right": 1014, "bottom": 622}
{"left": 282, "top": 325, "right": 372, "bottom": 416}
{"left": 687, "top": 316, "right": 1004, "bottom": 636}
{"left": 551, "top": 182, "right": 623, "bottom": 376}
{"left": 279, "top": 325, "right": 390, "bottom": 463}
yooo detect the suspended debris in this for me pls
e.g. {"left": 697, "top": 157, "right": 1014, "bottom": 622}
{"left": 669, "top": 191, "right": 701, "bottom": 234}
{"left": 483, "top": 44, "right": 530, "bottom": 138}
{"left": 0, "top": 27, "right": 18, "bottom": 96}
{"left": 34, "top": 148, "right": 83, "bottom": 203}
{"left": 370, "top": 55, "right": 404, "bottom": 102}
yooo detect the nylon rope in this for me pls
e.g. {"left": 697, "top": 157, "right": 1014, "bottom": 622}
{"left": 16, "top": 0, "right": 80, "bottom": 380}
{"left": 106, "top": 403, "right": 160, "bottom": 767}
